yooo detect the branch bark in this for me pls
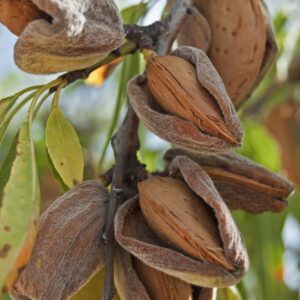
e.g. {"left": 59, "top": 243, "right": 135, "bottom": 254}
{"left": 156, "top": 0, "right": 192, "bottom": 55}
{"left": 102, "top": 106, "right": 146, "bottom": 300}
{"left": 102, "top": 1, "right": 191, "bottom": 299}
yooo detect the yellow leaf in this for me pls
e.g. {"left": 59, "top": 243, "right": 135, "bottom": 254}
{"left": 71, "top": 269, "right": 120, "bottom": 300}
{"left": 46, "top": 107, "right": 84, "bottom": 188}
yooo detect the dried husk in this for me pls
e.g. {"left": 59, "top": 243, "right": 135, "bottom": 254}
{"left": 114, "top": 247, "right": 192, "bottom": 300}
{"left": 13, "top": 0, "right": 125, "bottom": 74}
{"left": 11, "top": 181, "right": 109, "bottom": 300}
{"left": 0, "top": 0, "right": 50, "bottom": 36}
{"left": 114, "top": 248, "right": 151, "bottom": 300}
{"left": 128, "top": 46, "right": 243, "bottom": 152}
{"left": 177, "top": 6, "right": 212, "bottom": 53}
{"left": 115, "top": 160, "right": 248, "bottom": 287}
{"left": 165, "top": 149, "right": 293, "bottom": 214}
{"left": 175, "top": 0, "right": 277, "bottom": 107}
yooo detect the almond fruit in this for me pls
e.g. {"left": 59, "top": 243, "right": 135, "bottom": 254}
{"left": 13, "top": 0, "right": 125, "bottom": 74}
{"left": 138, "top": 176, "right": 234, "bottom": 270}
{"left": 195, "top": 0, "right": 268, "bottom": 105}
{"left": 11, "top": 181, "right": 109, "bottom": 300}
{"left": 147, "top": 55, "right": 237, "bottom": 145}
{"left": 165, "top": 149, "right": 293, "bottom": 214}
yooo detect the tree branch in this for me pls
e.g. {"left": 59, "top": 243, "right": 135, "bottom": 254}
{"left": 101, "top": 1, "right": 191, "bottom": 299}
{"left": 102, "top": 106, "right": 147, "bottom": 300}
{"left": 156, "top": 0, "right": 192, "bottom": 55}
{"left": 49, "top": 21, "right": 169, "bottom": 94}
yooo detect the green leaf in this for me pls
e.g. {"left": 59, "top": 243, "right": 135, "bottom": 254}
{"left": 121, "top": 3, "right": 147, "bottom": 24}
{"left": 46, "top": 150, "right": 69, "bottom": 192}
{"left": 217, "top": 286, "right": 242, "bottom": 300}
{"left": 237, "top": 119, "right": 281, "bottom": 172}
{"left": 0, "top": 294, "right": 11, "bottom": 300}
{"left": 0, "top": 97, "right": 16, "bottom": 125}
{"left": 0, "top": 121, "right": 40, "bottom": 294}
{"left": 46, "top": 107, "right": 84, "bottom": 188}
{"left": 98, "top": 52, "right": 141, "bottom": 169}
{"left": 70, "top": 269, "right": 120, "bottom": 300}
{"left": 0, "top": 136, "right": 18, "bottom": 202}
{"left": 0, "top": 85, "right": 43, "bottom": 126}
{"left": 0, "top": 92, "right": 36, "bottom": 147}
{"left": 273, "top": 11, "right": 288, "bottom": 34}
{"left": 98, "top": 3, "right": 147, "bottom": 170}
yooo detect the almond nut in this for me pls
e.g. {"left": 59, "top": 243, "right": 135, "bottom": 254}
{"left": 138, "top": 176, "right": 234, "bottom": 270}
{"left": 147, "top": 55, "right": 238, "bottom": 145}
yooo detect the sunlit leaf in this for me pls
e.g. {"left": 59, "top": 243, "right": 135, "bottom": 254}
{"left": 85, "top": 58, "right": 123, "bottom": 86}
{"left": 0, "top": 92, "right": 37, "bottom": 147}
{"left": 0, "top": 293, "right": 11, "bottom": 300}
{"left": 273, "top": 11, "right": 288, "bottom": 35}
{"left": 45, "top": 149, "right": 69, "bottom": 192}
{"left": 96, "top": 2, "right": 148, "bottom": 169}
{"left": 0, "top": 98, "right": 15, "bottom": 125}
{"left": 121, "top": 3, "right": 147, "bottom": 24}
{"left": 70, "top": 269, "right": 120, "bottom": 300}
{"left": 0, "top": 121, "right": 40, "bottom": 294}
{"left": 0, "top": 85, "right": 43, "bottom": 126}
{"left": 0, "top": 136, "right": 18, "bottom": 202}
{"left": 217, "top": 286, "right": 242, "bottom": 300}
{"left": 98, "top": 52, "right": 141, "bottom": 169}
{"left": 46, "top": 107, "right": 84, "bottom": 188}
{"left": 237, "top": 119, "right": 280, "bottom": 171}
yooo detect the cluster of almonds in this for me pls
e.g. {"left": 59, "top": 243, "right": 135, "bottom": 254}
{"left": 10, "top": 154, "right": 293, "bottom": 299}
{"left": 0, "top": 0, "right": 295, "bottom": 299}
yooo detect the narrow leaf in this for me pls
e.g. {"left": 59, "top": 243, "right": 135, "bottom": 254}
{"left": 98, "top": 52, "right": 141, "bottom": 169}
{"left": 0, "top": 121, "right": 40, "bottom": 294}
{"left": 0, "top": 293, "right": 11, "bottom": 300}
{"left": 0, "top": 98, "right": 15, "bottom": 124}
{"left": 0, "top": 96, "right": 19, "bottom": 128}
{"left": 46, "top": 107, "right": 84, "bottom": 188}
{"left": 70, "top": 269, "right": 120, "bottom": 300}
{"left": 217, "top": 286, "right": 242, "bottom": 300}
{"left": 0, "top": 136, "right": 18, "bottom": 202}
{"left": 46, "top": 150, "right": 69, "bottom": 192}
{"left": 121, "top": 3, "right": 147, "bottom": 24}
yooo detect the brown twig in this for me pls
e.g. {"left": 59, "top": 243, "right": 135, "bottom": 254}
{"left": 101, "top": 1, "right": 191, "bottom": 299}
{"left": 156, "top": 0, "right": 192, "bottom": 54}
{"left": 124, "top": 21, "right": 168, "bottom": 50}
{"left": 49, "top": 21, "right": 169, "bottom": 94}
{"left": 102, "top": 106, "right": 147, "bottom": 300}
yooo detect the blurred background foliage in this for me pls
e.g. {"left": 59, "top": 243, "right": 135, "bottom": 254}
{"left": 0, "top": 0, "right": 300, "bottom": 299}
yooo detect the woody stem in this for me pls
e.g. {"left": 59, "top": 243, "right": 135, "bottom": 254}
{"left": 102, "top": 1, "right": 192, "bottom": 299}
